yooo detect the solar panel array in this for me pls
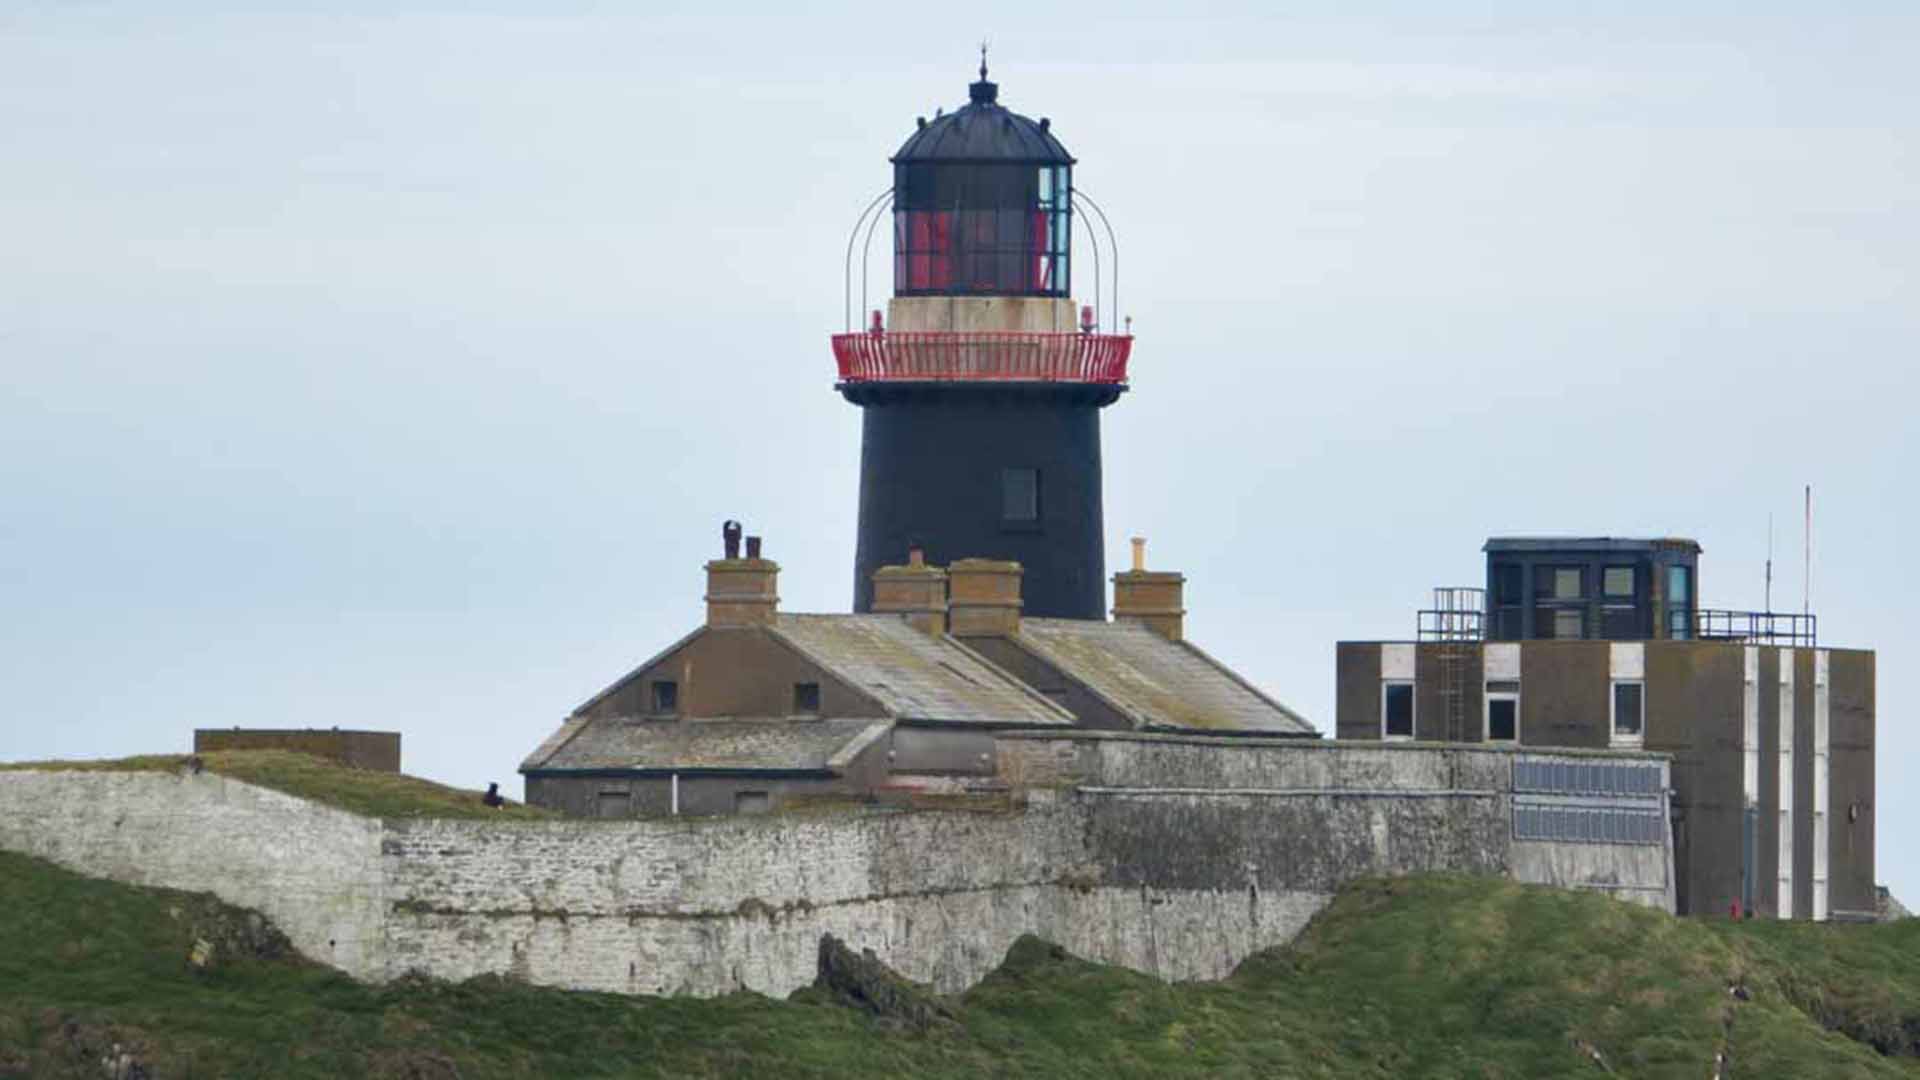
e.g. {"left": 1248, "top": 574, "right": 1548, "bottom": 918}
{"left": 1512, "top": 759, "right": 1663, "bottom": 798}
{"left": 1512, "top": 804, "right": 1665, "bottom": 846}
{"left": 1511, "top": 756, "right": 1666, "bottom": 847}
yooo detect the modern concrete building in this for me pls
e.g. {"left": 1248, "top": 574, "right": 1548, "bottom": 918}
{"left": 1336, "top": 536, "right": 1876, "bottom": 921}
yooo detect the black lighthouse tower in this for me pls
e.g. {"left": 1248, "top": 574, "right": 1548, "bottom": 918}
{"left": 834, "top": 64, "right": 1131, "bottom": 618}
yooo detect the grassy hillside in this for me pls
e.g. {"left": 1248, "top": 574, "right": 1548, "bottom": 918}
{"left": 1, "top": 849, "right": 1915, "bottom": 1079}
{"left": 1, "top": 751, "right": 555, "bottom": 820}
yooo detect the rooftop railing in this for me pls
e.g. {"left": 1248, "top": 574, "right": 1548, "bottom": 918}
{"left": 1417, "top": 586, "right": 1487, "bottom": 642}
{"left": 831, "top": 331, "right": 1131, "bottom": 384}
{"left": 1686, "top": 609, "right": 1818, "bottom": 647}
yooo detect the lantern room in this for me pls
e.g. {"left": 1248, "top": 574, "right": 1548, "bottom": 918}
{"left": 891, "top": 67, "right": 1074, "bottom": 298}
{"left": 832, "top": 59, "right": 1131, "bottom": 384}
{"left": 835, "top": 60, "right": 1131, "bottom": 621}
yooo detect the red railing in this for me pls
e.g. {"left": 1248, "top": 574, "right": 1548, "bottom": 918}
{"left": 831, "top": 332, "right": 1132, "bottom": 384}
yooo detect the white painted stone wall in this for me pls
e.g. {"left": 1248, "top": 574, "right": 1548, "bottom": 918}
{"left": 377, "top": 807, "right": 1095, "bottom": 994}
{"left": 0, "top": 736, "right": 1676, "bottom": 999}
{"left": 0, "top": 770, "right": 387, "bottom": 976}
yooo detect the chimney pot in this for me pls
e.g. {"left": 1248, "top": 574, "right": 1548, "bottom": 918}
{"left": 1112, "top": 548, "right": 1185, "bottom": 641}
{"left": 946, "top": 558, "right": 1023, "bottom": 638}
{"left": 705, "top": 540, "right": 779, "bottom": 628}
{"left": 722, "top": 519, "right": 742, "bottom": 560}
{"left": 872, "top": 552, "right": 948, "bottom": 636}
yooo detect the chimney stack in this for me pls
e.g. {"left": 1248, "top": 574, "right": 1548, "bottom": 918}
{"left": 872, "top": 545, "right": 949, "bottom": 636}
{"left": 1112, "top": 537, "right": 1184, "bottom": 641}
{"left": 946, "top": 558, "right": 1023, "bottom": 637}
{"left": 706, "top": 523, "right": 779, "bottom": 627}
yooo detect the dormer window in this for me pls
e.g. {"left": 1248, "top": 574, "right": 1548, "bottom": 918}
{"left": 793, "top": 682, "right": 822, "bottom": 715}
{"left": 650, "top": 680, "right": 678, "bottom": 715}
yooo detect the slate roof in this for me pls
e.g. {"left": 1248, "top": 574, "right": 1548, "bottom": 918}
{"left": 770, "top": 614, "right": 1074, "bottom": 728}
{"left": 1005, "top": 619, "right": 1316, "bottom": 735}
{"left": 891, "top": 77, "right": 1074, "bottom": 165}
{"left": 521, "top": 717, "right": 890, "bottom": 774}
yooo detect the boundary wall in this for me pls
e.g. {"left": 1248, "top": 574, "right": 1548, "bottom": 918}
{"left": 0, "top": 734, "right": 1672, "bottom": 997}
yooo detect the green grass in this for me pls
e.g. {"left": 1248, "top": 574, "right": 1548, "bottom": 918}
{"left": 0, "top": 751, "right": 556, "bottom": 821}
{"left": 1, "top": 851, "right": 1915, "bottom": 1078}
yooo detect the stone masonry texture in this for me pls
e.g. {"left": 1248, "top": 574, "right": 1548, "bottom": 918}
{"left": 0, "top": 736, "right": 1672, "bottom": 998}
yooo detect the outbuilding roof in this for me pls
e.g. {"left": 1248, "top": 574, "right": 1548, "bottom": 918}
{"left": 1005, "top": 618, "right": 1316, "bottom": 735}
{"left": 521, "top": 716, "right": 890, "bottom": 775}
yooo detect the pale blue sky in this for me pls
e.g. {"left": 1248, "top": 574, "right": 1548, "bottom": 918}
{"left": 3, "top": 4, "right": 1915, "bottom": 897}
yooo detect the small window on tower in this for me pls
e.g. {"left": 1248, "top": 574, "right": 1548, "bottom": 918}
{"left": 1002, "top": 467, "right": 1040, "bottom": 525}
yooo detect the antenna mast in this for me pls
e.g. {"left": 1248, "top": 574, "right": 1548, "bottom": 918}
{"left": 1803, "top": 484, "right": 1812, "bottom": 618}
{"left": 1765, "top": 513, "right": 1773, "bottom": 613}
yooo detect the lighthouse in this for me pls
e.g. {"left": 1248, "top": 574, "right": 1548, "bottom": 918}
{"left": 833, "top": 61, "right": 1131, "bottom": 619}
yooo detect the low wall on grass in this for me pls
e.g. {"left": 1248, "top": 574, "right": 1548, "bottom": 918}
{"left": 0, "top": 736, "right": 1672, "bottom": 996}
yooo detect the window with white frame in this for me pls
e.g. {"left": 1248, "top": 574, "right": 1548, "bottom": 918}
{"left": 1610, "top": 680, "right": 1645, "bottom": 745}
{"left": 1485, "top": 680, "right": 1520, "bottom": 743}
{"left": 1382, "top": 681, "right": 1415, "bottom": 740}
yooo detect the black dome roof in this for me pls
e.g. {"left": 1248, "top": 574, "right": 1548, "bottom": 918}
{"left": 891, "top": 73, "right": 1075, "bottom": 166}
